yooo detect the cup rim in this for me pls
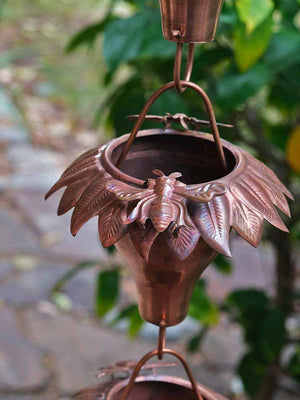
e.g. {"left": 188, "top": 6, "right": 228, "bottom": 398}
{"left": 101, "top": 128, "right": 244, "bottom": 188}
{"left": 106, "top": 374, "right": 228, "bottom": 400}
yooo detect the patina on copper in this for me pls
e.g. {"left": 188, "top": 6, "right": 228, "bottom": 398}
{"left": 159, "top": 0, "right": 224, "bottom": 43}
{"left": 46, "top": 81, "right": 292, "bottom": 327}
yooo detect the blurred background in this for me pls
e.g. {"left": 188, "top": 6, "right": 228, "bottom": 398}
{"left": 0, "top": 0, "right": 299, "bottom": 399}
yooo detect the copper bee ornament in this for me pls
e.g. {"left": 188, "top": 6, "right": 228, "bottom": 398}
{"left": 107, "top": 169, "right": 226, "bottom": 237}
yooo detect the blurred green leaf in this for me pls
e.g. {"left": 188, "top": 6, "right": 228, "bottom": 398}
{"left": 52, "top": 292, "right": 73, "bottom": 312}
{"left": 113, "top": 304, "right": 144, "bottom": 338}
{"left": 268, "top": 63, "right": 300, "bottom": 110}
{"left": 263, "top": 28, "right": 300, "bottom": 73}
{"left": 51, "top": 260, "right": 98, "bottom": 293}
{"left": 217, "top": 63, "right": 271, "bottom": 109}
{"left": 187, "top": 327, "right": 208, "bottom": 353}
{"left": 128, "top": 306, "right": 144, "bottom": 338}
{"left": 259, "top": 309, "right": 285, "bottom": 361}
{"left": 188, "top": 334, "right": 202, "bottom": 353}
{"left": 227, "top": 289, "right": 269, "bottom": 314}
{"left": 213, "top": 254, "right": 233, "bottom": 274}
{"left": 66, "top": 16, "right": 113, "bottom": 53}
{"left": 95, "top": 267, "right": 120, "bottom": 317}
{"left": 188, "top": 282, "right": 219, "bottom": 326}
{"left": 264, "top": 123, "right": 290, "bottom": 151}
{"left": 106, "top": 76, "right": 146, "bottom": 133}
{"left": 238, "top": 352, "right": 267, "bottom": 397}
{"left": 286, "top": 347, "right": 300, "bottom": 382}
{"left": 103, "top": 10, "right": 174, "bottom": 71}
{"left": 234, "top": 14, "right": 273, "bottom": 72}
{"left": 236, "top": 0, "right": 274, "bottom": 34}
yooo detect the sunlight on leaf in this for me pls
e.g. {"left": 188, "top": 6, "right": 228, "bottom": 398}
{"left": 234, "top": 14, "right": 273, "bottom": 72}
{"left": 236, "top": 0, "right": 274, "bottom": 34}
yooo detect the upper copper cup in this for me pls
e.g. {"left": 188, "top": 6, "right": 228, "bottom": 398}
{"left": 159, "top": 0, "right": 224, "bottom": 43}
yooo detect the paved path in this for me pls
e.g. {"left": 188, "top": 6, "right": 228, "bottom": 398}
{"left": 0, "top": 87, "right": 297, "bottom": 399}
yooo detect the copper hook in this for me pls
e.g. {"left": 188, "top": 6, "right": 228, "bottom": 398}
{"left": 174, "top": 43, "right": 195, "bottom": 93}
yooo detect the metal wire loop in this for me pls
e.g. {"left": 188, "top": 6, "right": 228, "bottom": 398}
{"left": 174, "top": 43, "right": 195, "bottom": 93}
{"left": 119, "top": 348, "right": 204, "bottom": 400}
{"left": 116, "top": 81, "right": 227, "bottom": 171}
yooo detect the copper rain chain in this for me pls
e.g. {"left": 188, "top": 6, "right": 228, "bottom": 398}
{"left": 46, "top": 1, "right": 293, "bottom": 399}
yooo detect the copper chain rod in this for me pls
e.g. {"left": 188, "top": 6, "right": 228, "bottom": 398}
{"left": 116, "top": 81, "right": 227, "bottom": 171}
{"left": 174, "top": 43, "right": 195, "bottom": 93}
{"left": 157, "top": 320, "right": 166, "bottom": 360}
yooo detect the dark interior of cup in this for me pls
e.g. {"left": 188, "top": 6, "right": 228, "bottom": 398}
{"left": 111, "top": 134, "right": 236, "bottom": 184}
{"left": 114, "top": 381, "right": 203, "bottom": 400}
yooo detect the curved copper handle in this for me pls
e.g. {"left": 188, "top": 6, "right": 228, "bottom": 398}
{"left": 120, "top": 348, "right": 204, "bottom": 400}
{"left": 174, "top": 43, "right": 195, "bottom": 93}
{"left": 116, "top": 81, "right": 227, "bottom": 171}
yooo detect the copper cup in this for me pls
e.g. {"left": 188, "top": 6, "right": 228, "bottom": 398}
{"left": 116, "top": 230, "right": 217, "bottom": 326}
{"left": 46, "top": 83, "right": 292, "bottom": 329}
{"left": 159, "top": 0, "right": 224, "bottom": 42}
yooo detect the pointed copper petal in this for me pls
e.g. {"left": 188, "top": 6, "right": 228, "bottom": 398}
{"left": 57, "top": 176, "right": 96, "bottom": 215}
{"left": 45, "top": 150, "right": 103, "bottom": 199}
{"left": 248, "top": 155, "right": 293, "bottom": 200}
{"left": 248, "top": 173, "right": 291, "bottom": 217}
{"left": 98, "top": 201, "right": 127, "bottom": 247}
{"left": 232, "top": 179, "right": 288, "bottom": 232}
{"left": 129, "top": 222, "right": 159, "bottom": 261}
{"left": 231, "top": 198, "right": 264, "bottom": 247}
{"left": 166, "top": 225, "right": 200, "bottom": 261}
{"left": 70, "top": 178, "right": 113, "bottom": 235}
{"left": 191, "top": 194, "right": 232, "bottom": 257}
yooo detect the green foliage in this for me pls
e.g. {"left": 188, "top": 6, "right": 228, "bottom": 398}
{"left": 187, "top": 327, "right": 208, "bottom": 353}
{"left": 95, "top": 267, "right": 120, "bottom": 317}
{"left": 213, "top": 254, "right": 233, "bottom": 274}
{"left": 238, "top": 351, "right": 266, "bottom": 397}
{"left": 236, "top": 0, "right": 274, "bottom": 34}
{"left": 233, "top": 14, "right": 273, "bottom": 72}
{"left": 66, "top": 16, "right": 113, "bottom": 53}
{"left": 103, "top": 10, "right": 173, "bottom": 71}
{"left": 188, "top": 281, "right": 220, "bottom": 326}
{"left": 286, "top": 347, "right": 300, "bottom": 382}
{"left": 113, "top": 304, "right": 144, "bottom": 338}
{"left": 51, "top": 260, "right": 98, "bottom": 294}
{"left": 227, "top": 289, "right": 287, "bottom": 395}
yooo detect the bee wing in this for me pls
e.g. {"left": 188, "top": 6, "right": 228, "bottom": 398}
{"left": 106, "top": 180, "right": 153, "bottom": 201}
{"left": 175, "top": 183, "right": 226, "bottom": 203}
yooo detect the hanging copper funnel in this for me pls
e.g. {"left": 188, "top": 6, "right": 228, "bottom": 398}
{"left": 159, "top": 0, "right": 224, "bottom": 43}
{"left": 46, "top": 81, "right": 292, "bottom": 328}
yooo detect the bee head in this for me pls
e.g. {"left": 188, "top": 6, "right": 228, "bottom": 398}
{"left": 152, "top": 169, "right": 182, "bottom": 183}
